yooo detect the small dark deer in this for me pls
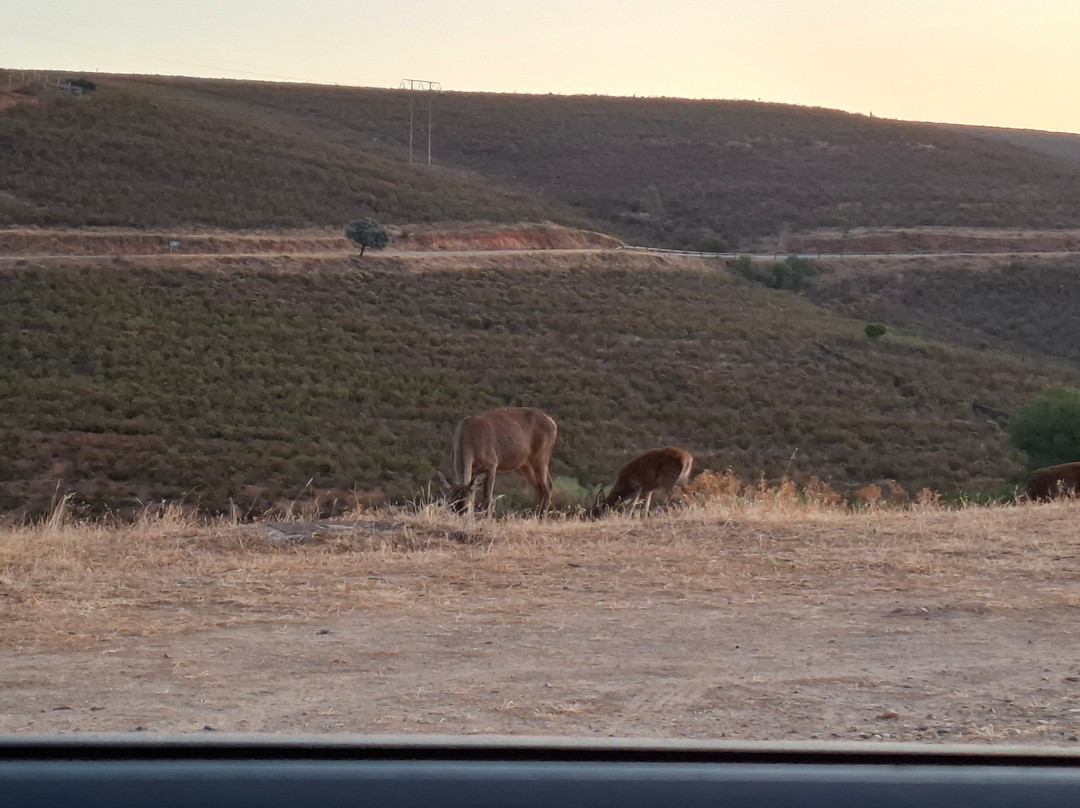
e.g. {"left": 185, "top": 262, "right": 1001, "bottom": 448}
{"left": 1027, "top": 462, "right": 1080, "bottom": 501}
{"left": 444, "top": 407, "right": 558, "bottom": 515}
{"left": 593, "top": 447, "right": 693, "bottom": 517}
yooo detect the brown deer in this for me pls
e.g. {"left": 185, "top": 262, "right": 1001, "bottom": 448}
{"left": 592, "top": 447, "right": 693, "bottom": 517}
{"left": 1027, "top": 462, "right": 1080, "bottom": 500}
{"left": 444, "top": 407, "right": 558, "bottom": 515}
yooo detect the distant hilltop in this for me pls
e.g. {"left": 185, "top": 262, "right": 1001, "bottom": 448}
{"left": 4, "top": 70, "right": 1080, "bottom": 250}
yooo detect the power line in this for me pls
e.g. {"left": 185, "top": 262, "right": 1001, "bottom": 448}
{"left": 401, "top": 79, "right": 442, "bottom": 167}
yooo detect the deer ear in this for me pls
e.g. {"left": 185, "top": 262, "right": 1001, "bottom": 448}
{"left": 593, "top": 487, "right": 606, "bottom": 507}
{"left": 434, "top": 470, "right": 451, "bottom": 490}
{"left": 470, "top": 473, "right": 488, "bottom": 491}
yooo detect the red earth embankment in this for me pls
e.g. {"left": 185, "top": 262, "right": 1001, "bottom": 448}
{"left": 0, "top": 223, "right": 621, "bottom": 257}
{"left": 389, "top": 223, "right": 622, "bottom": 252}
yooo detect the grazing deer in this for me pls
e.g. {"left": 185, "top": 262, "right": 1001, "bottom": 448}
{"left": 1027, "top": 462, "right": 1080, "bottom": 500}
{"left": 444, "top": 407, "right": 558, "bottom": 515}
{"left": 593, "top": 447, "right": 693, "bottom": 517}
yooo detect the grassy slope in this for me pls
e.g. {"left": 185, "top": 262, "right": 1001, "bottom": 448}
{"left": 804, "top": 255, "right": 1080, "bottom": 372}
{"left": 2, "top": 252, "right": 1076, "bottom": 517}
{"left": 0, "top": 76, "right": 580, "bottom": 230}
{"left": 5, "top": 73, "right": 1080, "bottom": 246}
{"left": 945, "top": 124, "right": 1080, "bottom": 167}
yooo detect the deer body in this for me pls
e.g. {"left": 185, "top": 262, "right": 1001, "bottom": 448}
{"left": 448, "top": 407, "right": 557, "bottom": 514}
{"left": 595, "top": 447, "right": 693, "bottom": 516}
{"left": 1027, "top": 462, "right": 1080, "bottom": 500}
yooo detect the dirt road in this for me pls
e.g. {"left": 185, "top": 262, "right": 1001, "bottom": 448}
{"left": 2, "top": 501, "right": 1079, "bottom": 744}
{"left": 1, "top": 587, "right": 1075, "bottom": 742}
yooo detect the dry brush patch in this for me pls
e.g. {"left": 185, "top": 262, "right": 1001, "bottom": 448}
{"left": 2, "top": 495, "right": 1077, "bottom": 652}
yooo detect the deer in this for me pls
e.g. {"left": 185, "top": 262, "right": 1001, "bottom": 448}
{"left": 443, "top": 407, "right": 558, "bottom": 515}
{"left": 1026, "top": 461, "right": 1080, "bottom": 501}
{"left": 592, "top": 447, "right": 693, "bottom": 517}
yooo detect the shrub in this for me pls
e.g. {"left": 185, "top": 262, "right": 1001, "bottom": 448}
{"left": 64, "top": 77, "right": 97, "bottom": 93}
{"left": 695, "top": 236, "right": 729, "bottom": 254}
{"left": 865, "top": 323, "right": 887, "bottom": 339}
{"left": 732, "top": 255, "right": 819, "bottom": 289}
{"left": 345, "top": 219, "right": 390, "bottom": 255}
{"left": 1008, "top": 386, "right": 1080, "bottom": 469}
{"left": 731, "top": 255, "right": 759, "bottom": 282}
{"left": 771, "top": 257, "right": 819, "bottom": 289}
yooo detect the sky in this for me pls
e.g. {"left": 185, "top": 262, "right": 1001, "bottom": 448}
{"left": 5, "top": 0, "right": 1080, "bottom": 133}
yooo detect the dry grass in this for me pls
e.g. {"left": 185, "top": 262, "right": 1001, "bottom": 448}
{"left": 2, "top": 482, "right": 1077, "bottom": 652}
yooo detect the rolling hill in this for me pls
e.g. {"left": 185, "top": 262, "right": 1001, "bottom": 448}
{"left": 804, "top": 253, "right": 1080, "bottom": 371}
{"left": 2, "top": 250, "right": 1077, "bottom": 518}
{"left": 4, "top": 71, "right": 1080, "bottom": 248}
{"left": 4, "top": 70, "right": 1080, "bottom": 518}
{"left": 945, "top": 123, "right": 1080, "bottom": 167}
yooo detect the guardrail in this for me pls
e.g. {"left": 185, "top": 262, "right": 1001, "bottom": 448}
{"left": 618, "top": 245, "right": 915, "bottom": 259}
{"left": 615, "top": 245, "right": 1061, "bottom": 259}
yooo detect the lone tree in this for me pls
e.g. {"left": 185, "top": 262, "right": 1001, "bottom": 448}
{"left": 345, "top": 219, "right": 389, "bottom": 255}
{"left": 1008, "top": 386, "right": 1080, "bottom": 470}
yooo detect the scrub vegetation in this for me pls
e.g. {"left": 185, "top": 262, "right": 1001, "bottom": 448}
{"left": 804, "top": 255, "right": 1080, "bottom": 370}
{"left": 2, "top": 251, "right": 1076, "bottom": 517}
{"left": 5, "top": 72, "right": 1080, "bottom": 248}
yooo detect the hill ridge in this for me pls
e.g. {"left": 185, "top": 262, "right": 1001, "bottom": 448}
{"left": 5, "top": 71, "right": 1080, "bottom": 247}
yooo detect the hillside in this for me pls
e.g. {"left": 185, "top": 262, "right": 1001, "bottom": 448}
{"left": 946, "top": 123, "right": 1080, "bottom": 167}
{"left": 5, "top": 72, "right": 1080, "bottom": 247}
{"left": 803, "top": 254, "right": 1080, "bottom": 371}
{"left": 0, "top": 75, "right": 581, "bottom": 231}
{"left": 2, "top": 251, "right": 1077, "bottom": 518}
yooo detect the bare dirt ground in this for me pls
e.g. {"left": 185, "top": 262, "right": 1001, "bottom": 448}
{"left": 2, "top": 495, "right": 1080, "bottom": 746}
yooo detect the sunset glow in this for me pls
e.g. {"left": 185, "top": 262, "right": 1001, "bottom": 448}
{"left": 5, "top": 0, "right": 1080, "bottom": 133}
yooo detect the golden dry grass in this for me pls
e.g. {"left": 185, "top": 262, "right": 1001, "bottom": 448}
{"left": 2, "top": 486, "right": 1077, "bottom": 652}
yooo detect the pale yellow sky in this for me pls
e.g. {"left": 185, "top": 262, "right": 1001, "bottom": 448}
{"left": 6, "top": 0, "right": 1080, "bottom": 132}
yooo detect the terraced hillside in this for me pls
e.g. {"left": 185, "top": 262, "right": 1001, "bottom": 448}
{"left": 2, "top": 251, "right": 1076, "bottom": 517}
{"left": 4, "top": 72, "right": 1080, "bottom": 248}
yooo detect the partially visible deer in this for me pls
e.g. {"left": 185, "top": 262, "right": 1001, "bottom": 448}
{"left": 1027, "top": 461, "right": 1080, "bottom": 500}
{"left": 592, "top": 447, "right": 693, "bottom": 517}
{"left": 444, "top": 407, "right": 558, "bottom": 515}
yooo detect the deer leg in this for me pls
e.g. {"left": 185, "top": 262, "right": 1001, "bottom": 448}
{"left": 627, "top": 487, "right": 643, "bottom": 516}
{"left": 643, "top": 490, "right": 654, "bottom": 516}
{"left": 481, "top": 468, "right": 497, "bottom": 516}
{"left": 521, "top": 463, "right": 548, "bottom": 515}
{"left": 534, "top": 461, "right": 553, "bottom": 515}
{"left": 520, "top": 464, "right": 539, "bottom": 513}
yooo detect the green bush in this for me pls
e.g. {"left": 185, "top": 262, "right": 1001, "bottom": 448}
{"left": 731, "top": 255, "right": 759, "bottom": 282}
{"left": 695, "top": 236, "right": 729, "bottom": 254}
{"left": 64, "top": 77, "right": 97, "bottom": 93}
{"left": 865, "top": 323, "right": 887, "bottom": 339}
{"left": 733, "top": 256, "right": 819, "bottom": 290}
{"left": 771, "top": 257, "right": 819, "bottom": 289}
{"left": 344, "top": 219, "right": 390, "bottom": 255}
{"left": 1008, "top": 386, "right": 1080, "bottom": 469}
